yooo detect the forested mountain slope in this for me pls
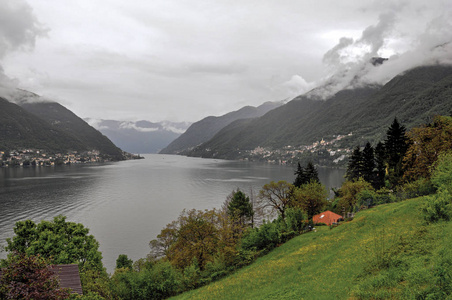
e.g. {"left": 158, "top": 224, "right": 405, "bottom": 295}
{"left": 160, "top": 101, "right": 283, "bottom": 154}
{"left": 187, "top": 65, "right": 452, "bottom": 159}
{"left": 0, "top": 97, "right": 86, "bottom": 152}
{"left": 20, "top": 101, "right": 124, "bottom": 159}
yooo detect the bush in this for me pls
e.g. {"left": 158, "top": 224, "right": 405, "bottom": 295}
{"left": 421, "top": 189, "right": 452, "bottom": 224}
{"left": 240, "top": 221, "right": 280, "bottom": 252}
{"left": 431, "top": 151, "right": 452, "bottom": 193}
{"left": 375, "top": 188, "right": 398, "bottom": 205}
{"left": 110, "top": 261, "right": 182, "bottom": 300}
{"left": 397, "top": 178, "right": 436, "bottom": 200}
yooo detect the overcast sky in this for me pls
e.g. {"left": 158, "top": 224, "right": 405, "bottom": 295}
{"left": 1, "top": 0, "right": 451, "bottom": 122}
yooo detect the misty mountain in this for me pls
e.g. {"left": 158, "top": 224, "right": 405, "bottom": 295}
{"left": 0, "top": 91, "right": 125, "bottom": 159}
{"left": 86, "top": 119, "right": 191, "bottom": 154}
{"left": 186, "top": 64, "right": 452, "bottom": 160}
{"left": 159, "top": 101, "right": 284, "bottom": 154}
{"left": 0, "top": 97, "right": 88, "bottom": 153}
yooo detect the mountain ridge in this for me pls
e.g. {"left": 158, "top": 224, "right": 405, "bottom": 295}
{"left": 159, "top": 101, "right": 284, "bottom": 154}
{"left": 185, "top": 64, "right": 452, "bottom": 162}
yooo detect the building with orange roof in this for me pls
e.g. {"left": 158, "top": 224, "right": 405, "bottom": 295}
{"left": 313, "top": 210, "right": 343, "bottom": 226}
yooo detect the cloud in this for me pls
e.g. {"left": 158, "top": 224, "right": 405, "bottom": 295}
{"left": 0, "top": 0, "right": 47, "bottom": 58}
{"left": 310, "top": 6, "right": 452, "bottom": 100}
{"left": 0, "top": 0, "right": 47, "bottom": 101}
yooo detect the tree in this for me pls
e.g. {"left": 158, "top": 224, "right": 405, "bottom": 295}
{"left": 346, "top": 146, "right": 364, "bottom": 181}
{"left": 293, "top": 162, "right": 307, "bottom": 188}
{"left": 226, "top": 189, "right": 254, "bottom": 227}
{"left": 294, "top": 162, "right": 319, "bottom": 187}
{"left": 305, "top": 162, "right": 320, "bottom": 183}
{"left": 362, "top": 142, "right": 376, "bottom": 186}
{"left": 336, "top": 179, "right": 373, "bottom": 213}
{"left": 385, "top": 118, "right": 408, "bottom": 186}
{"left": 292, "top": 181, "right": 328, "bottom": 219}
{"left": 258, "top": 181, "right": 294, "bottom": 220}
{"left": 403, "top": 116, "right": 452, "bottom": 180}
{"left": 166, "top": 209, "right": 220, "bottom": 270}
{"left": 0, "top": 252, "right": 70, "bottom": 300}
{"left": 374, "top": 141, "right": 386, "bottom": 189}
{"left": 149, "top": 220, "right": 178, "bottom": 259}
{"left": 116, "top": 254, "right": 133, "bottom": 270}
{"left": 5, "top": 216, "right": 103, "bottom": 272}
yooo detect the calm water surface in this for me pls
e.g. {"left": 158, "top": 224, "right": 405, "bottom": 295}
{"left": 0, "top": 154, "right": 344, "bottom": 272}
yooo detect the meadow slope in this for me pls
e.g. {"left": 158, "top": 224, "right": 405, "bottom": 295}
{"left": 172, "top": 196, "right": 452, "bottom": 299}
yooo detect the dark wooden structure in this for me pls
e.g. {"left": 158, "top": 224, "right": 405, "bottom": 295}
{"left": 51, "top": 264, "right": 83, "bottom": 295}
{"left": 0, "top": 264, "right": 83, "bottom": 295}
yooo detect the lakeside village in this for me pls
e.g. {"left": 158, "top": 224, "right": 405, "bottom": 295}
{"left": 242, "top": 133, "right": 353, "bottom": 166}
{"left": 0, "top": 149, "right": 141, "bottom": 167}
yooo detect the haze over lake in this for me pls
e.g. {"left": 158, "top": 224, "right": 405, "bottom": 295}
{"left": 0, "top": 154, "right": 344, "bottom": 272}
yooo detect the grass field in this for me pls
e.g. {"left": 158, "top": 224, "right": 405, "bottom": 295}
{"left": 171, "top": 197, "right": 452, "bottom": 299}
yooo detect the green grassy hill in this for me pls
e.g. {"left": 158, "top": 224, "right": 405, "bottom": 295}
{"left": 172, "top": 196, "right": 452, "bottom": 299}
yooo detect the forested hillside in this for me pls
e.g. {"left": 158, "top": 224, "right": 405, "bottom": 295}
{"left": 187, "top": 65, "right": 452, "bottom": 161}
{"left": 160, "top": 101, "right": 283, "bottom": 154}
{"left": 20, "top": 101, "right": 124, "bottom": 159}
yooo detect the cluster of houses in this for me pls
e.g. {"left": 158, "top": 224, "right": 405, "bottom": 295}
{"left": 246, "top": 133, "right": 353, "bottom": 165}
{"left": 0, "top": 149, "right": 106, "bottom": 167}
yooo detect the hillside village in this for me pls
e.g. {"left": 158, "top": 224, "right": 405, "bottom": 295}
{"left": 243, "top": 133, "right": 353, "bottom": 165}
{"left": 1, "top": 149, "right": 119, "bottom": 167}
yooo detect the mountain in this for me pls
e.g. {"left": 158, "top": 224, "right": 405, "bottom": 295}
{"left": 159, "top": 101, "right": 284, "bottom": 154}
{"left": 86, "top": 119, "right": 191, "bottom": 154}
{"left": 186, "top": 65, "right": 452, "bottom": 161}
{"left": 0, "top": 91, "right": 125, "bottom": 160}
{"left": 0, "top": 97, "right": 87, "bottom": 152}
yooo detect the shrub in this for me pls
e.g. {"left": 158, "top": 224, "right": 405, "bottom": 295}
{"left": 240, "top": 221, "right": 280, "bottom": 252}
{"left": 397, "top": 178, "right": 436, "bottom": 200}
{"left": 421, "top": 189, "right": 452, "bottom": 224}
{"left": 375, "top": 188, "right": 398, "bottom": 205}
{"left": 431, "top": 151, "right": 452, "bottom": 193}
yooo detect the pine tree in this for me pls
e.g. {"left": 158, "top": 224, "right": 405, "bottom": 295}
{"left": 305, "top": 161, "right": 320, "bottom": 183}
{"left": 385, "top": 118, "right": 408, "bottom": 186}
{"left": 346, "top": 145, "right": 363, "bottom": 181}
{"left": 362, "top": 142, "right": 376, "bottom": 186}
{"left": 293, "top": 162, "right": 307, "bottom": 188}
{"left": 374, "top": 141, "right": 386, "bottom": 189}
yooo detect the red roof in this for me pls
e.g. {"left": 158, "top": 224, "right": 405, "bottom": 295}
{"left": 313, "top": 211, "right": 343, "bottom": 226}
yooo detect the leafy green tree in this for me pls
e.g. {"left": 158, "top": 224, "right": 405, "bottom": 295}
{"left": 337, "top": 179, "right": 374, "bottom": 213}
{"left": 258, "top": 181, "right": 294, "bottom": 220}
{"left": 0, "top": 252, "right": 71, "bottom": 300}
{"left": 404, "top": 116, "right": 452, "bottom": 180}
{"left": 116, "top": 254, "right": 133, "bottom": 270}
{"left": 227, "top": 189, "right": 254, "bottom": 227}
{"left": 292, "top": 181, "right": 328, "bottom": 219}
{"left": 5, "top": 216, "right": 103, "bottom": 272}
{"left": 167, "top": 209, "right": 220, "bottom": 270}
{"left": 149, "top": 220, "right": 178, "bottom": 259}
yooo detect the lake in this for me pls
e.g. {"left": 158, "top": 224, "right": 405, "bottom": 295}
{"left": 0, "top": 154, "right": 345, "bottom": 273}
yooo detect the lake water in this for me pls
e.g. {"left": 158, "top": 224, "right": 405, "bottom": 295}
{"left": 0, "top": 154, "right": 345, "bottom": 273}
